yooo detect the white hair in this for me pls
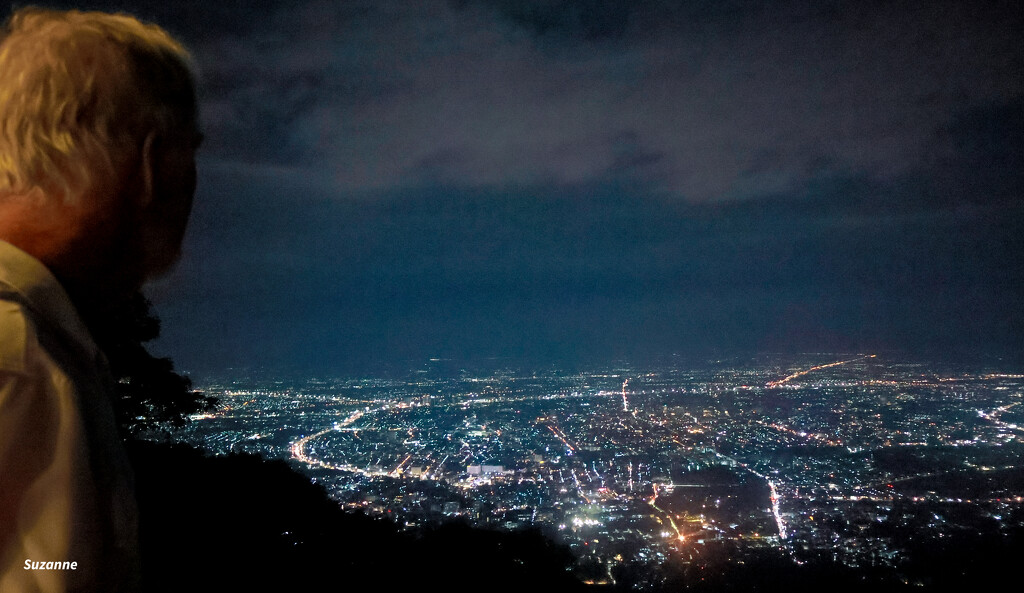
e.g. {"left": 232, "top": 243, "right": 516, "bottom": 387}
{"left": 0, "top": 8, "right": 196, "bottom": 203}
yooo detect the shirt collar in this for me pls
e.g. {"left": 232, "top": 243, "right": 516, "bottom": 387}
{"left": 0, "top": 239, "right": 100, "bottom": 360}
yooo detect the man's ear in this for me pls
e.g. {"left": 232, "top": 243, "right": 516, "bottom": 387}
{"left": 138, "top": 130, "right": 159, "bottom": 209}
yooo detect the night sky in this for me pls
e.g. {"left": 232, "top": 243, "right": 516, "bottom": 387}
{"left": 31, "top": 1, "right": 1024, "bottom": 373}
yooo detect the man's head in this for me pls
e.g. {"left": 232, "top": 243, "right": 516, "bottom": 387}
{"left": 0, "top": 8, "right": 199, "bottom": 295}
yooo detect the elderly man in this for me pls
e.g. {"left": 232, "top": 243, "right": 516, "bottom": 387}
{"left": 0, "top": 8, "right": 200, "bottom": 592}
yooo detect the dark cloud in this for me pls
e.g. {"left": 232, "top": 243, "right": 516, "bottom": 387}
{"left": 187, "top": 0, "right": 1020, "bottom": 201}
{"left": 36, "top": 1, "right": 1021, "bottom": 201}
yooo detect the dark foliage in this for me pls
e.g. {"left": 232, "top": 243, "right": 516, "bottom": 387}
{"left": 87, "top": 293, "right": 216, "bottom": 438}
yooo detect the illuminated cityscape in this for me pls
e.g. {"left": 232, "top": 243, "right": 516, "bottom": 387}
{"left": 175, "top": 354, "right": 1024, "bottom": 587}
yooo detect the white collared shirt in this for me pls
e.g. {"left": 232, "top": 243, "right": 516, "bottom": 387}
{"left": 0, "top": 240, "right": 139, "bottom": 593}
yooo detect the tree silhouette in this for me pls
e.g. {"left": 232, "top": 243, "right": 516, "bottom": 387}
{"left": 86, "top": 292, "right": 216, "bottom": 438}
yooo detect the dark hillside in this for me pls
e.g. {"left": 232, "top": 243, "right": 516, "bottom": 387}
{"left": 128, "top": 441, "right": 585, "bottom": 592}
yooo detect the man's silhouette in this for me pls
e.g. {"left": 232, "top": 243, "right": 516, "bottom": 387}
{"left": 0, "top": 9, "right": 200, "bottom": 592}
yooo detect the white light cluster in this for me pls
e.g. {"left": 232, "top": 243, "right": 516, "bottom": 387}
{"left": 571, "top": 517, "right": 602, "bottom": 527}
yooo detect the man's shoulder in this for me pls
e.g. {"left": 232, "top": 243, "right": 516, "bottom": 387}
{"left": 0, "top": 294, "right": 33, "bottom": 374}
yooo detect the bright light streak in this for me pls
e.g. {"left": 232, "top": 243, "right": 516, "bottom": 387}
{"left": 547, "top": 424, "right": 576, "bottom": 453}
{"left": 768, "top": 480, "right": 787, "bottom": 539}
{"left": 766, "top": 354, "right": 875, "bottom": 388}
